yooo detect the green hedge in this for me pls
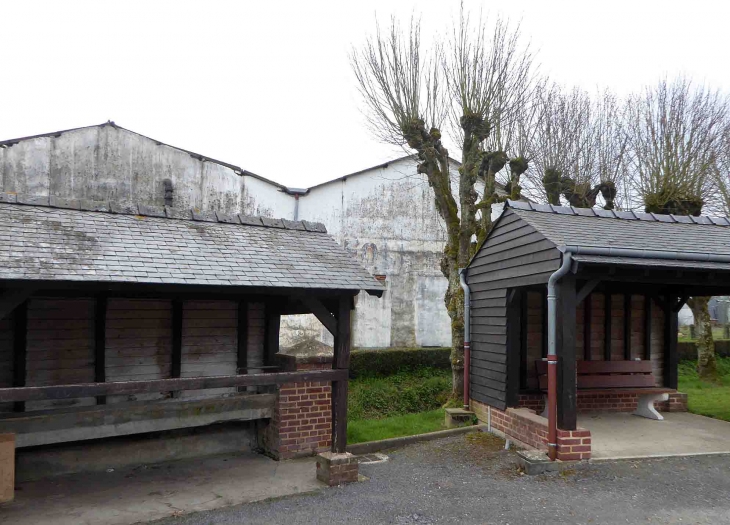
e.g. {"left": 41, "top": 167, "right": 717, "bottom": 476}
{"left": 348, "top": 368, "right": 452, "bottom": 420}
{"left": 349, "top": 347, "right": 451, "bottom": 378}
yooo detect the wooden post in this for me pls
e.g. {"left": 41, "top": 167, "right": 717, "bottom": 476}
{"left": 332, "top": 295, "right": 351, "bottom": 453}
{"left": 583, "top": 294, "right": 592, "bottom": 361}
{"left": 12, "top": 302, "right": 27, "bottom": 413}
{"left": 264, "top": 304, "right": 281, "bottom": 367}
{"left": 664, "top": 294, "right": 679, "bottom": 389}
{"left": 95, "top": 295, "right": 107, "bottom": 405}
{"left": 604, "top": 293, "right": 612, "bottom": 361}
{"left": 556, "top": 273, "right": 577, "bottom": 431}
{"left": 623, "top": 294, "right": 632, "bottom": 360}
{"left": 171, "top": 300, "right": 183, "bottom": 379}
{"left": 506, "top": 289, "right": 523, "bottom": 405}
{"left": 644, "top": 295, "right": 652, "bottom": 361}
{"left": 237, "top": 300, "right": 248, "bottom": 393}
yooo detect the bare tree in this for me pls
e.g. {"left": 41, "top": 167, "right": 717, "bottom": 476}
{"left": 525, "top": 86, "right": 628, "bottom": 209}
{"left": 627, "top": 77, "right": 728, "bottom": 379}
{"left": 351, "top": 13, "right": 537, "bottom": 397}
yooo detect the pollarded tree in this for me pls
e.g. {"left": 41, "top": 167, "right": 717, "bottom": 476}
{"left": 351, "top": 13, "right": 537, "bottom": 396}
{"left": 627, "top": 77, "right": 728, "bottom": 380}
{"left": 525, "top": 86, "right": 628, "bottom": 210}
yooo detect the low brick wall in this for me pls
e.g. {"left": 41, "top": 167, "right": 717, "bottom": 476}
{"left": 471, "top": 400, "right": 591, "bottom": 461}
{"left": 259, "top": 355, "right": 333, "bottom": 460}
{"left": 517, "top": 391, "right": 688, "bottom": 414}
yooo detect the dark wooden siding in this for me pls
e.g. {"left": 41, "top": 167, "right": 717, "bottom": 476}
{"left": 467, "top": 209, "right": 560, "bottom": 409}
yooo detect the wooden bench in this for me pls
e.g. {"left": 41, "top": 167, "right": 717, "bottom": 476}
{"left": 535, "top": 360, "right": 673, "bottom": 420}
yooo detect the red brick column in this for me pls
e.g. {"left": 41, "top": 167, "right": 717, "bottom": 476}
{"left": 259, "top": 355, "right": 333, "bottom": 460}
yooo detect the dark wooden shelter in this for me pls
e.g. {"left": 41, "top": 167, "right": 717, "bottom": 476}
{"left": 466, "top": 200, "right": 730, "bottom": 432}
{"left": 0, "top": 193, "right": 383, "bottom": 456}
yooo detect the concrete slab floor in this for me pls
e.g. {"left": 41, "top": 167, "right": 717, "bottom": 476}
{"left": 579, "top": 412, "right": 730, "bottom": 459}
{"left": 0, "top": 452, "right": 325, "bottom": 525}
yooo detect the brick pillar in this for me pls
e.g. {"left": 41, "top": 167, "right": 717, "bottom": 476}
{"left": 316, "top": 451, "right": 359, "bottom": 486}
{"left": 0, "top": 433, "right": 15, "bottom": 503}
{"left": 259, "top": 355, "right": 333, "bottom": 460}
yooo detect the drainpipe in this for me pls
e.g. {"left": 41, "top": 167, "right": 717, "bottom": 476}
{"left": 543, "top": 243, "right": 727, "bottom": 461}
{"left": 459, "top": 269, "right": 471, "bottom": 410}
{"left": 546, "top": 251, "right": 573, "bottom": 461}
{"left": 293, "top": 194, "right": 300, "bottom": 221}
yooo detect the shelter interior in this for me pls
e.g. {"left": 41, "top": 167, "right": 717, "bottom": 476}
{"left": 0, "top": 286, "right": 355, "bottom": 453}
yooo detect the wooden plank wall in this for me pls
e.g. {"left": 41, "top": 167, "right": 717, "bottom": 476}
{"left": 106, "top": 299, "right": 173, "bottom": 403}
{"left": 25, "top": 299, "right": 96, "bottom": 411}
{"left": 467, "top": 209, "right": 561, "bottom": 410}
{"left": 1, "top": 297, "right": 271, "bottom": 411}
{"left": 522, "top": 293, "right": 667, "bottom": 388}
{"left": 180, "top": 300, "right": 238, "bottom": 400}
{"left": 0, "top": 316, "right": 13, "bottom": 412}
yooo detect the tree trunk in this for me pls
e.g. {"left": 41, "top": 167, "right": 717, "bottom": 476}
{"left": 687, "top": 296, "right": 718, "bottom": 380}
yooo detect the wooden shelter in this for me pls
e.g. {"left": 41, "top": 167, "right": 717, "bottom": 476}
{"left": 0, "top": 193, "right": 383, "bottom": 499}
{"left": 465, "top": 201, "right": 730, "bottom": 460}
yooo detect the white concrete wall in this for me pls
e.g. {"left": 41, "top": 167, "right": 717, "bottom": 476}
{"left": 294, "top": 157, "right": 456, "bottom": 348}
{"left": 1, "top": 124, "right": 473, "bottom": 349}
{"left": 0, "top": 125, "right": 292, "bottom": 217}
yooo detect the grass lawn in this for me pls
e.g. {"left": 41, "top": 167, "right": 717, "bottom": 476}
{"left": 678, "top": 357, "right": 730, "bottom": 422}
{"left": 347, "top": 408, "right": 447, "bottom": 444}
{"left": 346, "top": 367, "right": 453, "bottom": 444}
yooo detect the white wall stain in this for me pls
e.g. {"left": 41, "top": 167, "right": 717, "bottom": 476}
{"left": 0, "top": 126, "right": 485, "bottom": 349}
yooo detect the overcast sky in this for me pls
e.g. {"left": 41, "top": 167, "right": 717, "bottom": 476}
{"left": 1, "top": 1, "right": 728, "bottom": 187}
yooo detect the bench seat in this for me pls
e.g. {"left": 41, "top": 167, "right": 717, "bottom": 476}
{"left": 0, "top": 393, "right": 275, "bottom": 448}
{"left": 535, "top": 359, "right": 671, "bottom": 420}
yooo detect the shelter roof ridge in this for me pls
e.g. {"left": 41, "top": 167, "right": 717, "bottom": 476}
{"left": 0, "top": 192, "right": 328, "bottom": 233}
{"left": 506, "top": 200, "right": 730, "bottom": 227}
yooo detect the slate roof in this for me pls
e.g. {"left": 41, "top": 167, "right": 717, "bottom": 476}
{"left": 505, "top": 200, "right": 730, "bottom": 271}
{"left": 0, "top": 193, "right": 384, "bottom": 294}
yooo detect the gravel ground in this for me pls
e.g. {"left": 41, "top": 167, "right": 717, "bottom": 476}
{"left": 152, "top": 433, "right": 730, "bottom": 525}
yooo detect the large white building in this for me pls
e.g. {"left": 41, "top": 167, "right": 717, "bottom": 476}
{"left": 0, "top": 122, "right": 496, "bottom": 348}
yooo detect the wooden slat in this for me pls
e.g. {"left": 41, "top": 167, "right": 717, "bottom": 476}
{"left": 580, "top": 374, "right": 655, "bottom": 389}
{"left": 0, "top": 369, "right": 348, "bottom": 403}
{"left": 13, "top": 302, "right": 27, "bottom": 412}
{"left": 644, "top": 295, "right": 652, "bottom": 361}
{"left": 95, "top": 296, "right": 107, "bottom": 405}
{"left": 623, "top": 294, "right": 631, "bottom": 360}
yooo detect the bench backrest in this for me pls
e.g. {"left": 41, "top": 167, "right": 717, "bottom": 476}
{"left": 536, "top": 359, "right": 655, "bottom": 390}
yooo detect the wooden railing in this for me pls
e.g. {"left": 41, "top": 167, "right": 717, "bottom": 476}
{"left": 0, "top": 369, "right": 348, "bottom": 403}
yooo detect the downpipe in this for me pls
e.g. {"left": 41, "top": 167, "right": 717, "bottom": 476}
{"left": 459, "top": 269, "right": 471, "bottom": 410}
{"left": 546, "top": 251, "right": 573, "bottom": 461}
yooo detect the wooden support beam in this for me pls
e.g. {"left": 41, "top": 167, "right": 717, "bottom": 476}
{"left": 237, "top": 301, "right": 248, "bottom": 373}
{"left": 604, "top": 293, "right": 612, "bottom": 361}
{"left": 624, "top": 294, "right": 632, "bottom": 360}
{"left": 300, "top": 296, "right": 337, "bottom": 336}
{"left": 644, "top": 295, "right": 652, "bottom": 361}
{"left": 557, "top": 273, "right": 577, "bottom": 430}
{"left": 520, "top": 290, "right": 528, "bottom": 379}
{"left": 664, "top": 294, "right": 679, "bottom": 389}
{"left": 0, "top": 288, "right": 35, "bottom": 320}
{"left": 577, "top": 279, "right": 600, "bottom": 304}
{"left": 673, "top": 295, "right": 689, "bottom": 313}
{"left": 95, "top": 295, "right": 107, "bottom": 405}
{"left": 13, "top": 301, "right": 27, "bottom": 413}
{"left": 264, "top": 305, "right": 281, "bottom": 367}
{"left": 506, "top": 288, "right": 523, "bottom": 404}
{"left": 332, "top": 295, "right": 351, "bottom": 453}
{"left": 171, "top": 300, "right": 183, "bottom": 379}
{"left": 583, "top": 294, "right": 592, "bottom": 361}
{"left": 0, "top": 369, "right": 349, "bottom": 403}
